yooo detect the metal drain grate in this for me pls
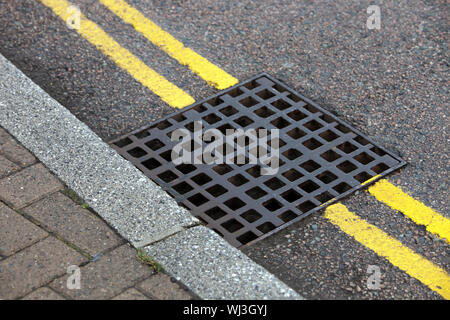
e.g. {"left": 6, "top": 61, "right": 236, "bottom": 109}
{"left": 110, "top": 74, "right": 406, "bottom": 248}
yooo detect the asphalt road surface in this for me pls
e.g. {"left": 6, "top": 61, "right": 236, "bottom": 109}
{"left": 0, "top": 0, "right": 448, "bottom": 299}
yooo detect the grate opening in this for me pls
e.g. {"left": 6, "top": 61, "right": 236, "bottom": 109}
{"left": 283, "top": 148, "right": 303, "bottom": 160}
{"left": 128, "top": 147, "right": 147, "bottom": 158}
{"left": 337, "top": 160, "right": 358, "bottom": 173}
{"left": 237, "top": 231, "right": 258, "bottom": 245}
{"left": 224, "top": 197, "right": 246, "bottom": 210}
{"left": 220, "top": 105, "right": 239, "bottom": 116}
{"left": 111, "top": 74, "right": 406, "bottom": 247}
{"left": 287, "top": 128, "right": 306, "bottom": 139}
{"left": 246, "top": 186, "right": 268, "bottom": 199}
{"left": 158, "top": 170, "right": 178, "bottom": 183}
{"left": 279, "top": 210, "right": 297, "bottom": 222}
{"left": 206, "top": 184, "right": 228, "bottom": 197}
{"left": 175, "top": 163, "right": 196, "bottom": 174}
{"left": 372, "top": 162, "right": 389, "bottom": 174}
{"left": 300, "top": 160, "right": 320, "bottom": 172}
{"left": 319, "top": 130, "right": 339, "bottom": 142}
{"left": 303, "top": 138, "right": 322, "bottom": 150}
{"left": 191, "top": 173, "right": 213, "bottom": 185}
{"left": 205, "top": 207, "right": 227, "bottom": 220}
{"left": 333, "top": 182, "right": 352, "bottom": 194}
{"left": 282, "top": 168, "right": 303, "bottom": 181}
{"left": 299, "top": 180, "right": 320, "bottom": 193}
{"left": 354, "top": 172, "right": 372, "bottom": 183}
{"left": 354, "top": 152, "right": 374, "bottom": 165}
{"left": 321, "top": 150, "right": 341, "bottom": 162}
{"left": 173, "top": 181, "right": 194, "bottom": 194}
{"left": 188, "top": 193, "right": 209, "bottom": 207}
{"left": 272, "top": 99, "right": 291, "bottom": 110}
{"left": 228, "top": 174, "right": 249, "bottom": 186}
{"left": 281, "top": 189, "right": 302, "bottom": 202}
{"left": 287, "top": 109, "right": 307, "bottom": 121}
{"left": 114, "top": 137, "right": 132, "bottom": 147}
{"left": 240, "top": 96, "right": 258, "bottom": 108}
{"left": 315, "top": 191, "right": 334, "bottom": 203}
{"left": 297, "top": 200, "right": 315, "bottom": 213}
{"left": 316, "top": 171, "right": 338, "bottom": 184}
{"left": 222, "top": 219, "right": 244, "bottom": 233}
{"left": 241, "top": 209, "right": 262, "bottom": 223}
{"left": 263, "top": 199, "right": 283, "bottom": 212}
{"left": 142, "top": 158, "right": 161, "bottom": 170}
{"left": 264, "top": 177, "right": 286, "bottom": 190}
{"left": 254, "top": 106, "right": 275, "bottom": 118}
{"left": 257, "top": 222, "right": 276, "bottom": 233}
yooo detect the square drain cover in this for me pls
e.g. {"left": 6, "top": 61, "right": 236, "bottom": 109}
{"left": 111, "top": 74, "right": 406, "bottom": 248}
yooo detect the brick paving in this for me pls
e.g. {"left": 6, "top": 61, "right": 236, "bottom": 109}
{"left": 0, "top": 127, "right": 196, "bottom": 300}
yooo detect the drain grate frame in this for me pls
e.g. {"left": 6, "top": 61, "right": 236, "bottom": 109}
{"left": 110, "top": 73, "right": 406, "bottom": 248}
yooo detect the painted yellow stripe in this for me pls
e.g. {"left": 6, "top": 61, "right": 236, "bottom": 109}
{"left": 368, "top": 179, "right": 450, "bottom": 243}
{"left": 99, "top": 0, "right": 238, "bottom": 90}
{"left": 324, "top": 203, "right": 450, "bottom": 299}
{"left": 40, "top": 0, "right": 194, "bottom": 108}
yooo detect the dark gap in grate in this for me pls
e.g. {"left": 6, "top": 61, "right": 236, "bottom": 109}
{"left": 205, "top": 207, "right": 227, "bottom": 220}
{"left": 222, "top": 219, "right": 244, "bottom": 233}
{"left": 264, "top": 177, "right": 286, "bottom": 190}
{"left": 245, "top": 186, "right": 267, "bottom": 199}
{"left": 206, "top": 184, "right": 228, "bottom": 197}
{"left": 241, "top": 209, "right": 262, "bottom": 223}
{"left": 257, "top": 222, "right": 276, "bottom": 233}
{"left": 111, "top": 73, "right": 406, "bottom": 248}
{"left": 282, "top": 169, "right": 303, "bottom": 182}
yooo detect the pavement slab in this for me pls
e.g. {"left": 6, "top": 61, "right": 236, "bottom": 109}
{"left": 137, "top": 273, "right": 193, "bottom": 300}
{"left": 0, "top": 164, "right": 63, "bottom": 209}
{"left": 50, "top": 244, "right": 154, "bottom": 300}
{"left": 23, "top": 192, "right": 123, "bottom": 256}
{"left": 0, "top": 202, "right": 48, "bottom": 256}
{"left": 0, "top": 236, "right": 87, "bottom": 299}
{"left": 21, "top": 287, "right": 65, "bottom": 300}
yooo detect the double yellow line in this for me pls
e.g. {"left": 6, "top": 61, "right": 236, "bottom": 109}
{"left": 40, "top": 0, "right": 237, "bottom": 108}
{"left": 39, "top": 0, "right": 449, "bottom": 299}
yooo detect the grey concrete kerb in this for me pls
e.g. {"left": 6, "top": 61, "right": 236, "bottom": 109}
{"left": 0, "top": 54, "right": 302, "bottom": 299}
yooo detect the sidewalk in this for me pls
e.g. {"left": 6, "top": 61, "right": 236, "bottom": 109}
{"left": 0, "top": 126, "right": 195, "bottom": 300}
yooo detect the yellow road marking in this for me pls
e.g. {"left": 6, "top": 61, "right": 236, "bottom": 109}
{"left": 368, "top": 179, "right": 450, "bottom": 243}
{"left": 361, "top": 174, "right": 382, "bottom": 186}
{"left": 324, "top": 203, "right": 450, "bottom": 299}
{"left": 99, "top": 0, "right": 238, "bottom": 90}
{"left": 40, "top": 0, "right": 194, "bottom": 108}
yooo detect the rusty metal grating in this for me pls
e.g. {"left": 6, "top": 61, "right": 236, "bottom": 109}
{"left": 110, "top": 74, "right": 406, "bottom": 248}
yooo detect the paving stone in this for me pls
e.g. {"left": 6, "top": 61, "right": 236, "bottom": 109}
{"left": 0, "top": 128, "right": 10, "bottom": 144}
{"left": 0, "top": 163, "right": 63, "bottom": 208}
{"left": 138, "top": 273, "right": 193, "bottom": 300}
{"left": 0, "top": 154, "right": 19, "bottom": 178}
{"left": 112, "top": 288, "right": 149, "bottom": 300}
{"left": 23, "top": 192, "right": 122, "bottom": 256}
{"left": 0, "top": 132, "right": 35, "bottom": 167}
{"left": 50, "top": 244, "right": 152, "bottom": 299}
{"left": 22, "top": 287, "right": 65, "bottom": 300}
{"left": 0, "top": 202, "right": 47, "bottom": 256}
{"left": 0, "top": 236, "right": 86, "bottom": 299}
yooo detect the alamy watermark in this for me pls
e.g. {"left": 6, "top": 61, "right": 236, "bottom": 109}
{"left": 367, "top": 265, "right": 381, "bottom": 290}
{"left": 170, "top": 121, "right": 280, "bottom": 175}
{"left": 66, "top": 5, "right": 81, "bottom": 30}
{"left": 66, "top": 265, "right": 81, "bottom": 290}
{"left": 366, "top": 5, "right": 381, "bottom": 30}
